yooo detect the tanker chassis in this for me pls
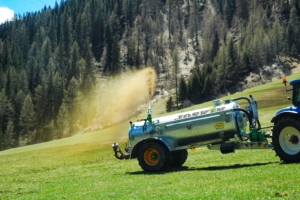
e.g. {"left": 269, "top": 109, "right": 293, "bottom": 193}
{"left": 112, "top": 78, "right": 300, "bottom": 172}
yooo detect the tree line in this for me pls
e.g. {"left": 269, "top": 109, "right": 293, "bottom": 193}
{"left": 0, "top": 0, "right": 146, "bottom": 149}
{"left": 167, "top": 0, "right": 300, "bottom": 111}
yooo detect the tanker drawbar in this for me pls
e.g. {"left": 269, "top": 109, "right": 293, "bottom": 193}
{"left": 112, "top": 92, "right": 300, "bottom": 172}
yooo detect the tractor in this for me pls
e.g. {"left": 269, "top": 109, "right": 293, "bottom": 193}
{"left": 112, "top": 78, "right": 300, "bottom": 172}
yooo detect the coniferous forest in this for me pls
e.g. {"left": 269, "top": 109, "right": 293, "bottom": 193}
{"left": 0, "top": 0, "right": 300, "bottom": 150}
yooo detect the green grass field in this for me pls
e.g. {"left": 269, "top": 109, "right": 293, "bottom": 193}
{"left": 1, "top": 74, "right": 300, "bottom": 199}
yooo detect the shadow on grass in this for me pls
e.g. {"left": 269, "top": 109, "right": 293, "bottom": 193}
{"left": 126, "top": 161, "right": 278, "bottom": 175}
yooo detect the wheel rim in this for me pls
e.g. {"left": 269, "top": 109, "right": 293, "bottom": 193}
{"left": 279, "top": 126, "right": 300, "bottom": 155}
{"left": 144, "top": 148, "right": 159, "bottom": 166}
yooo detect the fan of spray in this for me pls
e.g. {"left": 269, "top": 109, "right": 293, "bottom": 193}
{"left": 97, "top": 67, "right": 156, "bottom": 142}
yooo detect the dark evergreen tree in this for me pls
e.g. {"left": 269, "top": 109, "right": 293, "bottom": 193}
{"left": 5, "top": 66, "right": 18, "bottom": 100}
{"left": 0, "top": 90, "right": 10, "bottom": 135}
{"left": 57, "top": 101, "right": 69, "bottom": 138}
{"left": 91, "top": 14, "right": 104, "bottom": 61}
{"left": 173, "top": 46, "right": 180, "bottom": 108}
{"left": 14, "top": 89, "right": 26, "bottom": 133}
{"left": 226, "top": 36, "right": 237, "bottom": 79}
{"left": 178, "top": 76, "right": 187, "bottom": 105}
{"left": 64, "top": 77, "right": 79, "bottom": 135}
{"left": 166, "top": 96, "right": 173, "bottom": 112}
{"left": 2, "top": 40, "right": 12, "bottom": 71}
{"left": 236, "top": 0, "right": 248, "bottom": 19}
{"left": 33, "top": 85, "right": 46, "bottom": 131}
{"left": 111, "top": 34, "right": 121, "bottom": 73}
{"left": 188, "top": 70, "right": 202, "bottom": 103}
{"left": 224, "top": 0, "right": 236, "bottom": 28}
{"left": 4, "top": 119, "right": 15, "bottom": 149}
{"left": 19, "top": 94, "right": 36, "bottom": 144}
{"left": 126, "top": 0, "right": 135, "bottom": 28}
{"left": 104, "top": 24, "right": 113, "bottom": 71}
{"left": 69, "top": 41, "right": 81, "bottom": 80}
{"left": 41, "top": 37, "right": 52, "bottom": 68}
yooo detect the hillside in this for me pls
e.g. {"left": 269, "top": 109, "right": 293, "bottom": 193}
{"left": 0, "top": 0, "right": 300, "bottom": 150}
{"left": 0, "top": 72, "right": 300, "bottom": 199}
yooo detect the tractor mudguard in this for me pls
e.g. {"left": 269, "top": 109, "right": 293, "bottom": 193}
{"left": 271, "top": 106, "right": 299, "bottom": 123}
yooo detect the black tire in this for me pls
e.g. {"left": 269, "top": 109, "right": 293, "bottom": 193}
{"left": 170, "top": 149, "right": 188, "bottom": 168}
{"left": 137, "top": 141, "right": 172, "bottom": 172}
{"left": 273, "top": 117, "right": 300, "bottom": 162}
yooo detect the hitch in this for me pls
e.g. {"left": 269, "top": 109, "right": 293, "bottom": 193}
{"left": 112, "top": 143, "right": 130, "bottom": 160}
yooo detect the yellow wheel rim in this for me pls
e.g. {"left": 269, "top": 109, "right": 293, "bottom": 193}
{"left": 144, "top": 148, "right": 160, "bottom": 166}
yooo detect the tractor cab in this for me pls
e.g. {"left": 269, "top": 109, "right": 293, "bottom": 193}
{"left": 290, "top": 79, "right": 300, "bottom": 106}
{"left": 271, "top": 78, "right": 300, "bottom": 123}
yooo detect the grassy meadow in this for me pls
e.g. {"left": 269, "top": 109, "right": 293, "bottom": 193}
{"left": 1, "top": 73, "right": 300, "bottom": 199}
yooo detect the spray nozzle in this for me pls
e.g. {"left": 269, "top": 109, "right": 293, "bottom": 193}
{"left": 148, "top": 102, "right": 152, "bottom": 115}
{"left": 145, "top": 102, "right": 153, "bottom": 124}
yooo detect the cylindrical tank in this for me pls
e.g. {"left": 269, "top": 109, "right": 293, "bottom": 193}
{"left": 129, "top": 101, "right": 246, "bottom": 151}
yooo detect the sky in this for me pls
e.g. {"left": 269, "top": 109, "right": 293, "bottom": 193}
{"left": 0, "top": 0, "right": 59, "bottom": 24}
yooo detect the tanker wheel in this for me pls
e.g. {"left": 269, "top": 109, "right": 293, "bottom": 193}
{"left": 170, "top": 149, "right": 188, "bottom": 168}
{"left": 273, "top": 117, "right": 300, "bottom": 163}
{"left": 137, "top": 141, "right": 172, "bottom": 172}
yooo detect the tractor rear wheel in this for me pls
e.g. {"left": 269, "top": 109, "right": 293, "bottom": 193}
{"left": 273, "top": 117, "right": 300, "bottom": 162}
{"left": 137, "top": 141, "right": 172, "bottom": 172}
{"left": 170, "top": 149, "right": 188, "bottom": 168}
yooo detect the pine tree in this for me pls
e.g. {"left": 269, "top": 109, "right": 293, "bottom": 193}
{"left": 226, "top": 36, "right": 237, "bottom": 80}
{"left": 18, "top": 69, "right": 29, "bottom": 95}
{"left": 4, "top": 119, "right": 15, "bottom": 149}
{"left": 105, "top": 24, "right": 113, "bottom": 71}
{"left": 271, "top": 20, "right": 283, "bottom": 59}
{"left": 283, "top": 25, "right": 295, "bottom": 55}
{"left": 49, "top": 19, "right": 58, "bottom": 51}
{"left": 12, "top": 44, "right": 23, "bottom": 70}
{"left": 33, "top": 85, "right": 46, "bottom": 130}
{"left": 14, "top": 89, "right": 26, "bottom": 131}
{"left": 126, "top": 34, "right": 136, "bottom": 67}
{"left": 111, "top": 34, "right": 121, "bottom": 73}
{"left": 41, "top": 37, "right": 52, "bottom": 68}
{"left": 0, "top": 90, "right": 9, "bottom": 134}
{"left": 236, "top": 0, "right": 248, "bottom": 19}
{"left": 167, "top": 0, "right": 173, "bottom": 44}
{"left": 52, "top": 72, "right": 64, "bottom": 121}
{"left": 249, "top": 29, "right": 266, "bottom": 69}
{"left": 179, "top": 76, "right": 188, "bottom": 105}
{"left": 84, "top": 42, "right": 95, "bottom": 84}
{"left": 0, "top": 130, "right": 3, "bottom": 150}
{"left": 5, "top": 66, "right": 18, "bottom": 100}
{"left": 64, "top": 77, "right": 79, "bottom": 135}
{"left": 188, "top": 0, "right": 200, "bottom": 48}
{"left": 126, "top": 0, "right": 135, "bottom": 28}
{"left": 57, "top": 101, "right": 70, "bottom": 138}
{"left": 166, "top": 96, "right": 173, "bottom": 112}
{"left": 135, "top": 16, "right": 143, "bottom": 68}
{"left": 172, "top": 45, "right": 180, "bottom": 108}
{"left": 217, "top": 45, "right": 229, "bottom": 94}
{"left": 2, "top": 40, "right": 12, "bottom": 71}
{"left": 63, "top": 17, "right": 73, "bottom": 61}
{"left": 188, "top": 70, "right": 202, "bottom": 103}
{"left": 69, "top": 41, "right": 81, "bottom": 80}
{"left": 224, "top": 0, "right": 236, "bottom": 28}
{"left": 91, "top": 13, "right": 104, "bottom": 61}
{"left": 19, "top": 94, "right": 36, "bottom": 144}
{"left": 201, "top": 12, "right": 220, "bottom": 62}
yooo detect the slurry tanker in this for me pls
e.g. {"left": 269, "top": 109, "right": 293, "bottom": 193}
{"left": 112, "top": 78, "right": 300, "bottom": 172}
